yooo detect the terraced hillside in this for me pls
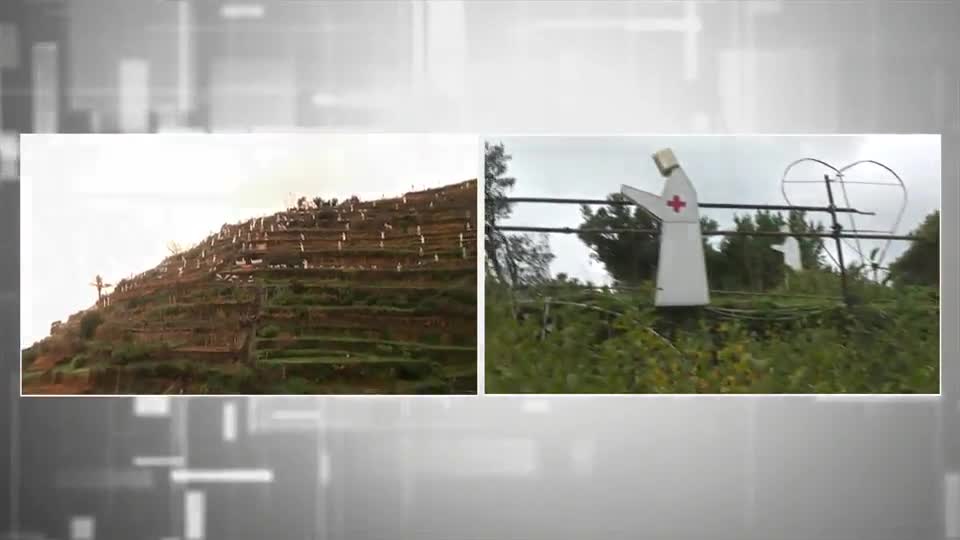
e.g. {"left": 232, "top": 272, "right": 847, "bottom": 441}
{"left": 22, "top": 180, "right": 478, "bottom": 395}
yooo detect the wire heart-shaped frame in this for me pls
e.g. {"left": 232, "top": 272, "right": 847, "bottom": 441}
{"left": 780, "top": 158, "right": 907, "bottom": 272}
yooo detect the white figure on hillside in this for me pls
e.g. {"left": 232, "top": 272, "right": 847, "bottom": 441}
{"left": 621, "top": 148, "right": 710, "bottom": 307}
{"left": 771, "top": 224, "right": 803, "bottom": 272}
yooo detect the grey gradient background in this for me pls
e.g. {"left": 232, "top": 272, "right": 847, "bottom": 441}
{"left": 0, "top": 1, "right": 957, "bottom": 540}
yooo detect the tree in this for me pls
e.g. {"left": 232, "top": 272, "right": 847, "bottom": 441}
{"left": 485, "top": 141, "right": 555, "bottom": 285}
{"left": 715, "top": 211, "right": 786, "bottom": 291}
{"left": 485, "top": 141, "right": 516, "bottom": 282}
{"left": 577, "top": 193, "right": 660, "bottom": 285}
{"left": 888, "top": 209, "right": 939, "bottom": 287}
{"left": 709, "top": 209, "right": 824, "bottom": 291}
{"left": 502, "top": 234, "right": 554, "bottom": 286}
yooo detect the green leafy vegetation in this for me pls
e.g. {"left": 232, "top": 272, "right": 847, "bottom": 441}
{"left": 109, "top": 341, "right": 172, "bottom": 365}
{"left": 79, "top": 311, "right": 104, "bottom": 340}
{"left": 486, "top": 277, "right": 938, "bottom": 394}
{"left": 258, "top": 324, "right": 280, "bottom": 339}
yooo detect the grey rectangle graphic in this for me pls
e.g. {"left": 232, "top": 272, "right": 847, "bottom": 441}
{"left": 1, "top": 1, "right": 958, "bottom": 539}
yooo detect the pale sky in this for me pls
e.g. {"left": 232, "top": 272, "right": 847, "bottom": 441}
{"left": 20, "top": 134, "right": 479, "bottom": 347}
{"left": 490, "top": 135, "right": 941, "bottom": 286}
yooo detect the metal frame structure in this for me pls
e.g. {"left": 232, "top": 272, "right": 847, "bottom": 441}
{"left": 488, "top": 170, "right": 930, "bottom": 306}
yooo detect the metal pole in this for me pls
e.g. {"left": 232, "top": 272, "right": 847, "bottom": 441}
{"left": 498, "top": 196, "right": 874, "bottom": 215}
{"left": 823, "top": 174, "right": 850, "bottom": 305}
{"left": 489, "top": 225, "right": 923, "bottom": 242}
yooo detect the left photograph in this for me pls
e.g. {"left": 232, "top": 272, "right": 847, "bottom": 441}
{"left": 20, "top": 134, "right": 479, "bottom": 395}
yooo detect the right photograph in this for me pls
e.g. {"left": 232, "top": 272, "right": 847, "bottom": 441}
{"left": 483, "top": 135, "right": 940, "bottom": 394}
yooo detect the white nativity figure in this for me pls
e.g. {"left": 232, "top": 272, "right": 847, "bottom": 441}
{"left": 621, "top": 148, "right": 710, "bottom": 307}
{"left": 771, "top": 224, "right": 803, "bottom": 272}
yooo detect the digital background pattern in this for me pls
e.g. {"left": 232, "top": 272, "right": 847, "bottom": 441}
{"left": 1, "top": 1, "right": 957, "bottom": 539}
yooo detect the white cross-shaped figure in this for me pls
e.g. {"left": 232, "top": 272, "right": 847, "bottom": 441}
{"left": 621, "top": 148, "right": 710, "bottom": 307}
{"left": 771, "top": 224, "right": 803, "bottom": 272}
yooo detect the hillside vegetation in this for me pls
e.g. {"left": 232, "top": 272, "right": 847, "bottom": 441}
{"left": 23, "top": 180, "right": 478, "bottom": 395}
{"left": 485, "top": 274, "right": 939, "bottom": 394}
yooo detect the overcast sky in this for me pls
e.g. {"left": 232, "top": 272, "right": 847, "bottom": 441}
{"left": 20, "top": 134, "right": 479, "bottom": 347}
{"left": 489, "top": 135, "right": 941, "bottom": 286}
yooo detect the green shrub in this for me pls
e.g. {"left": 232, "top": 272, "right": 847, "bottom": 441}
{"left": 274, "top": 376, "right": 316, "bottom": 394}
{"left": 484, "top": 279, "right": 939, "bottom": 394}
{"left": 289, "top": 280, "right": 307, "bottom": 295}
{"left": 258, "top": 325, "right": 280, "bottom": 339}
{"left": 396, "top": 362, "right": 434, "bottom": 380}
{"left": 126, "top": 295, "right": 152, "bottom": 309}
{"left": 70, "top": 353, "right": 91, "bottom": 370}
{"left": 110, "top": 342, "right": 168, "bottom": 365}
{"left": 80, "top": 311, "right": 104, "bottom": 340}
{"left": 21, "top": 347, "right": 39, "bottom": 369}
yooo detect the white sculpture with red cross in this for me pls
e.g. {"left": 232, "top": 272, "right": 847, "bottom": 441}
{"left": 621, "top": 148, "right": 710, "bottom": 307}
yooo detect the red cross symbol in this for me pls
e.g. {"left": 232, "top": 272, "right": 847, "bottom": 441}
{"left": 666, "top": 195, "right": 687, "bottom": 213}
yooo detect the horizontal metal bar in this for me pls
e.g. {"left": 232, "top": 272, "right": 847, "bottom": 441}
{"left": 511, "top": 283, "right": 844, "bottom": 301}
{"left": 498, "top": 196, "right": 874, "bottom": 215}
{"left": 783, "top": 179, "right": 907, "bottom": 186}
{"left": 491, "top": 225, "right": 926, "bottom": 241}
